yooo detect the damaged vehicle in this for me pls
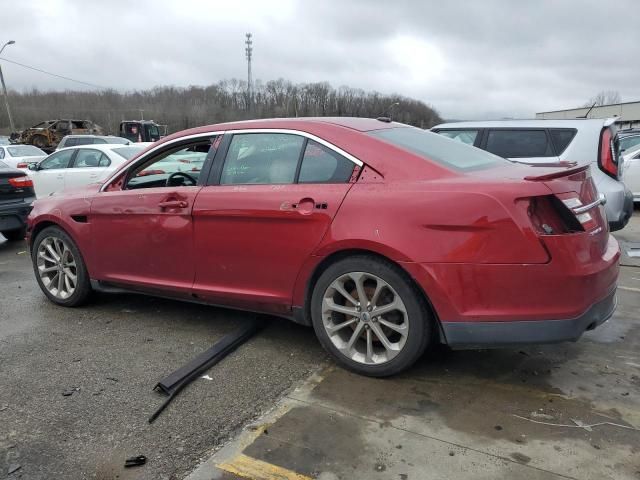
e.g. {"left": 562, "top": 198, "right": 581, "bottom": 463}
{"left": 12, "top": 119, "right": 104, "bottom": 151}
{"left": 26, "top": 118, "right": 620, "bottom": 377}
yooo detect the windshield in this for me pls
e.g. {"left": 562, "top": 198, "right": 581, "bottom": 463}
{"left": 368, "top": 127, "right": 507, "bottom": 171}
{"left": 112, "top": 146, "right": 146, "bottom": 160}
{"left": 7, "top": 145, "right": 46, "bottom": 157}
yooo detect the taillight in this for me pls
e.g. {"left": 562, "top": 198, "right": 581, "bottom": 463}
{"left": 16, "top": 162, "right": 29, "bottom": 169}
{"left": 557, "top": 193, "right": 599, "bottom": 231}
{"left": 599, "top": 128, "right": 618, "bottom": 179}
{"left": 8, "top": 176, "right": 34, "bottom": 189}
{"left": 528, "top": 195, "right": 582, "bottom": 234}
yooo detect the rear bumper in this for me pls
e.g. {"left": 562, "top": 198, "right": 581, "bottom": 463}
{"left": 0, "top": 198, "right": 33, "bottom": 232}
{"left": 608, "top": 187, "right": 634, "bottom": 231}
{"left": 441, "top": 287, "right": 617, "bottom": 348}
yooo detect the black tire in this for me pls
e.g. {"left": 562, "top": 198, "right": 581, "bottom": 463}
{"left": 1, "top": 226, "right": 26, "bottom": 241}
{"left": 32, "top": 135, "right": 48, "bottom": 149}
{"left": 310, "top": 255, "right": 432, "bottom": 377}
{"left": 31, "top": 226, "right": 92, "bottom": 307}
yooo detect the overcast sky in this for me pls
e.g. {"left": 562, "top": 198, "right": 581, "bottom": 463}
{"left": 1, "top": 0, "right": 638, "bottom": 119}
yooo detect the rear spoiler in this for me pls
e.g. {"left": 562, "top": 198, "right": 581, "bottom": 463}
{"left": 523, "top": 163, "right": 589, "bottom": 181}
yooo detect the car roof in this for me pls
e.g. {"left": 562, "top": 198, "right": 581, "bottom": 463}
{"left": 62, "top": 135, "right": 127, "bottom": 140}
{"left": 433, "top": 118, "right": 616, "bottom": 129}
{"left": 55, "top": 143, "right": 146, "bottom": 153}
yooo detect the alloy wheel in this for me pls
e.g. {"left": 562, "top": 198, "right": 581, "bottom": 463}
{"left": 36, "top": 236, "right": 78, "bottom": 300}
{"left": 321, "top": 271, "right": 409, "bottom": 365}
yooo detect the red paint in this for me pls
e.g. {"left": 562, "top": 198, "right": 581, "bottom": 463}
{"left": 27, "top": 118, "right": 619, "bottom": 330}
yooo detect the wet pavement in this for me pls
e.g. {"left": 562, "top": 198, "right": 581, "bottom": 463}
{"left": 1, "top": 212, "right": 639, "bottom": 479}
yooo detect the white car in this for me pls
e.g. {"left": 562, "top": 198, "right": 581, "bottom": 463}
{"left": 0, "top": 145, "right": 47, "bottom": 169}
{"left": 621, "top": 143, "right": 640, "bottom": 203}
{"left": 27, "top": 144, "right": 145, "bottom": 198}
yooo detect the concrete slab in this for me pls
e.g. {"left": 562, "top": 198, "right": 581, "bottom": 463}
{"left": 188, "top": 270, "right": 640, "bottom": 480}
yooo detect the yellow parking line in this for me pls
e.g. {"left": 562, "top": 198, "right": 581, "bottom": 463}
{"left": 619, "top": 285, "right": 640, "bottom": 293}
{"left": 217, "top": 454, "right": 312, "bottom": 480}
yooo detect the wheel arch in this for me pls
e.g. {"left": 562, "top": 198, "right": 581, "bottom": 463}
{"left": 295, "top": 248, "right": 446, "bottom": 344}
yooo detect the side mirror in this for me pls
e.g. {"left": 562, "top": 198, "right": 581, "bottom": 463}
{"left": 28, "top": 163, "right": 39, "bottom": 171}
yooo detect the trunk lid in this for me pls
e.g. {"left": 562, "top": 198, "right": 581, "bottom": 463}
{"left": 0, "top": 166, "right": 35, "bottom": 203}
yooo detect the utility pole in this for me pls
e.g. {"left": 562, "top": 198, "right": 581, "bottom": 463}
{"left": 245, "top": 33, "right": 253, "bottom": 113}
{"left": 0, "top": 40, "right": 16, "bottom": 133}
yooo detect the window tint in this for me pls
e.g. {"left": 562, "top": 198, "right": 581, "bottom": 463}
{"left": 549, "top": 129, "right": 576, "bottom": 155}
{"left": 39, "top": 150, "right": 74, "bottom": 170}
{"left": 485, "top": 130, "right": 554, "bottom": 158}
{"left": 368, "top": 127, "right": 506, "bottom": 171}
{"left": 437, "top": 129, "right": 478, "bottom": 145}
{"left": 73, "top": 149, "right": 110, "bottom": 168}
{"left": 127, "top": 140, "right": 213, "bottom": 189}
{"left": 620, "top": 135, "right": 640, "bottom": 152}
{"left": 298, "top": 140, "right": 354, "bottom": 183}
{"left": 220, "top": 133, "right": 304, "bottom": 185}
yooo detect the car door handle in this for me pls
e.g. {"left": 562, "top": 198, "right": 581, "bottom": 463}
{"left": 56, "top": 174, "right": 64, "bottom": 179}
{"left": 158, "top": 200, "right": 188, "bottom": 209}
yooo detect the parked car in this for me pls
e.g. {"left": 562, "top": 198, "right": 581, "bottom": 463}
{"left": 621, "top": 143, "right": 640, "bottom": 203}
{"left": 1, "top": 160, "right": 35, "bottom": 241}
{"left": 432, "top": 118, "right": 633, "bottom": 231}
{"left": 12, "top": 119, "right": 104, "bottom": 151}
{"left": 56, "top": 135, "right": 131, "bottom": 150}
{"left": 27, "top": 118, "right": 619, "bottom": 376}
{"left": 27, "top": 144, "right": 146, "bottom": 198}
{"left": 0, "top": 145, "right": 47, "bottom": 169}
{"left": 618, "top": 128, "right": 640, "bottom": 154}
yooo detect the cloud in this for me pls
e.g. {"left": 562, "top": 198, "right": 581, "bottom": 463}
{"left": 0, "top": 0, "right": 638, "bottom": 119}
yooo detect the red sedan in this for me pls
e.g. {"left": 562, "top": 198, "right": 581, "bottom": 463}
{"left": 27, "top": 117, "right": 620, "bottom": 376}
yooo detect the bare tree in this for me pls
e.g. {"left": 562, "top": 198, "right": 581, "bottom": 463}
{"left": 0, "top": 79, "right": 443, "bottom": 134}
{"left": 583, "top": 90, "right": 621, "bottom": 107}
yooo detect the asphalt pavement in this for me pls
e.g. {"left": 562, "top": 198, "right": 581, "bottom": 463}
{"left": 1, "top": 210, "right": 639, "bottom": 480}
{"left": 0, "top": 239, "right": 325, "bottom": 479}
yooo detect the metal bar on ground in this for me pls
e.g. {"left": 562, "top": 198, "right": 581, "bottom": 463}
{"left": 149, "top": 316, "right": 265, "bottom": 423}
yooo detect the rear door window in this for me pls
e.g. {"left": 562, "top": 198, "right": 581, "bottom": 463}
{"left": 485, "top": 130, "right": 554, "bottom": 158}
{"left": 437, "top": 129, "right": 479, "bottom": 146}
{"left": 72, "top": 149, "right": 110, "bottom": 168}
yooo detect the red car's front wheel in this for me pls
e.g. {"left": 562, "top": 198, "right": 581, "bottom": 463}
{"left": 311, "top": 255, "right": 433, "bottom": 377}
{"left": 32, "top": 226, "right": 92, "bottom": 307}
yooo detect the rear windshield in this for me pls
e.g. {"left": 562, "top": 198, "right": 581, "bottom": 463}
{"left": 0, "top": 160, "right": 8, "bottom": 168}
{"left": 369, "top": 127, "right": 506, "bottom": 171}
{"left": 7, "top": 145, "right": 45, "bottom": 157}
{"left": 112, "top": 146, "right": 145, "bottom": 160}
{"left": 105, "top": 137, "right": 130, "bottom": 145}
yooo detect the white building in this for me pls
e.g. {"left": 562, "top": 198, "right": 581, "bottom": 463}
{"left": 536, "top": 101, "right": 640, "bottom": 129}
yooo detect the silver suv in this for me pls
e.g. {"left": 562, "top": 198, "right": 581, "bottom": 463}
{"left": 432, "top": 118, "right": 633, "bottom": 231}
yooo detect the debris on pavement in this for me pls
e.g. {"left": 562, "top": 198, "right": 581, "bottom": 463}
{"left": 124, "top": 455, "right": 147, "bottom": 468}
{"left": 513, "top": 414, "right": 640, "bottom": 431}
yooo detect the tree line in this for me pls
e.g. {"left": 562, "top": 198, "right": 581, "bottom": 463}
{"left": 0, "top": 78, "right": 442, "bottom": 135}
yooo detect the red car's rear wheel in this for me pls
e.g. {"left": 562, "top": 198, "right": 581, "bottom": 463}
{"left": 311, "top": 255, "right": 432, "bottom": 377}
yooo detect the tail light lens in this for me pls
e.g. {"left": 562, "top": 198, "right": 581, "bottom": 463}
{"left": 8, "top": 176, "right": 34, "bottom": 189}
{"left": 528, "top": 195, "right": 583, "bottom": 234}
{"left": 528, "top": 191, "right": 604, "bottom": 235}
{"left": 599, "top": 128, "right": 619, "bottom": 179}
{"left": 16, "top": 162, "right": 29, "bottom": 169}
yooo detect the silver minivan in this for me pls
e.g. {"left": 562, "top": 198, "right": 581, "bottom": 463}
{"left": 432, "top": 118, "right": 633, "bottom": 231}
